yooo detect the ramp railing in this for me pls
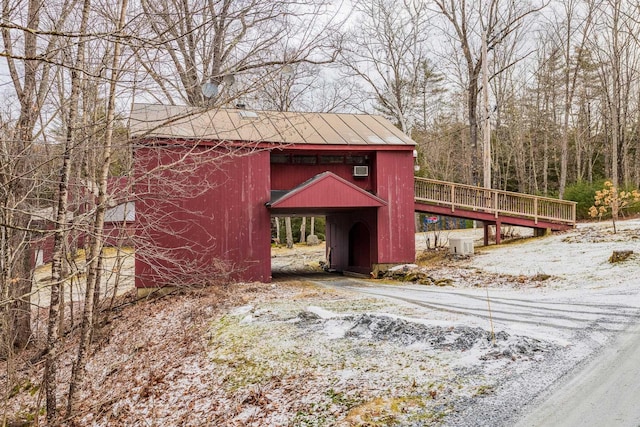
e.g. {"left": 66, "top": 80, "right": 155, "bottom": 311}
{"left": 414, "top": 177, "right": 576, "bottom": 225}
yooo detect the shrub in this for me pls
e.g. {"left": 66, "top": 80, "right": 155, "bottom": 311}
{"left": 564, "top": 180, "right": 605, "bottom": 220}
{"left": 589, "top": 180, "right": 640, "bottom": 233}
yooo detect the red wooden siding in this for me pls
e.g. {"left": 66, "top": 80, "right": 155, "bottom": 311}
{"left": 135, "top": 147, "right": 271, "bottom": 287}
{"left": 373, "top": 150, "right": 416, "bottom": 264}
{"left": 270, "top": 172, "right": 386, "bottom": 210}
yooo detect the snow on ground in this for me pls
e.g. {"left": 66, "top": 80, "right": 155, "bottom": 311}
{"left": 472, "top": 220, "right": 640, "bottom": 286}
{"left": 274, "top": 218, "right": 640, "bottom": 425}
{"left": 3, "top": 219, "right": 640, "bottom": 426}
{"left": 410, "top": 219, "right": 640, "bottom": 426}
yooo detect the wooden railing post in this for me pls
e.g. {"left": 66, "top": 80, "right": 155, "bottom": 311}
{"left": 450, "top": 184, "right": 455, "bottom": 212}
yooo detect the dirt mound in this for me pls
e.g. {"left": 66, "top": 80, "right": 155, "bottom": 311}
{"left": 342, "top": 314, "right": 555, "bottom": 361}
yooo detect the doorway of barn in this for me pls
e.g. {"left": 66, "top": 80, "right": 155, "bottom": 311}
{"left": 269, "top": 209, "right": 378, "bottom": 280}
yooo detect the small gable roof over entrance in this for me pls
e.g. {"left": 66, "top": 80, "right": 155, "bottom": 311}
{"left": 268, "top": 172, "right": 387, "bottom": 210}
{"left": 129, "top": 103, "right": 414, "bottom": 147}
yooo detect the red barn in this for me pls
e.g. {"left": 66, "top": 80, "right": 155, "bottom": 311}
{"left": 130, "top": 104, "right": 416, "bottom": 290}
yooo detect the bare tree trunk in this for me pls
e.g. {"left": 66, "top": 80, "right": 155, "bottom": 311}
{"left": 108, "top": 247, "right": 127, "bottom": 310}
{"left": 274, "top": 217, "right": 281, "bottom": 244}
{"left": 636, "top": 109, "right": 640, "bottom": 188}
{"left": 528, "top": 136, "right": 538, "bottom": 193}
{"left": 1, "top": 0, "right": 42, "bottom": 353}
{"left": 543, "top": 92, "right": 550, "bottom": 195}
{"left": 299, "top": 217, "right": 306, "bottom": 244}
{"left": 559, "top": 12, "right": 572, "bottom": 199}
{"left": 91, "top": 253, "right": 104, "bottom": 325}
{"left": 66, "top": 0, "right": 128, "bottom": 415}
{"left": 610, "top": 0, "right": 621, "bottom": 189}
{"left": 514, "top": 132, "right": 527, "bottom": 193}
{"left": 468, "top": 69, "right": 481, "bottom": 185}
{"left": 44, "top": 0, "right": 91, "bottom": 420}
{"left": 481, "top": 30, "right": 491, "bottom": 189}
{"left": 2, "top": 0, "right": 76, "bottom": 360}
{"left": 285, "top": 217, "right": 293, "bottom": 249}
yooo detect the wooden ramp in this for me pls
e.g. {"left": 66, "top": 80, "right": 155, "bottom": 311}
{"left": 414, "top": 178, "right": 577, "bottom": 244}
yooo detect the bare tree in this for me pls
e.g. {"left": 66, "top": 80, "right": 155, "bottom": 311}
{"left": 258, "top": 61, "right": 320, "bottom": 111}
{"left": 414, "top": 112, "right": 470, "bottom": 183}
{"left": 339, "top": 0, "right": 432, "bottom": 134}
{"left": 44, "top": 0, "right": 92, "bottom": 420}
{"left": 133, "top": 0, "right": 341, "bottom": 107}
{"left": 542, "top": 0, "right": 595, "bottom": 198}
{"left": 488, "top": 12, "right": 529, "bottom": 191}
{"left": 433, "top": 0, "right": 545, "bottom": 185}
{"left": 530, "top": 37, "right": 564, "bottom": 194}
{"left": 590, "top": 0, "right": 640, "bottom": 189}
{"left": 67, "top": 0, "right": 130, "bottom": 415}
{"left": 1, "top": 0, "right": 75, "bottom": 356}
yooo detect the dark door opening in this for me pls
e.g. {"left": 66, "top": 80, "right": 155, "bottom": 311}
{"left": 348, "top": 221, "right": 371, "bottom": 273}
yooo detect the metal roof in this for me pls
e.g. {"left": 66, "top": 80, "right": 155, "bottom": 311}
{"left": 129, "top": 103, "right": 415, "bottom": 146}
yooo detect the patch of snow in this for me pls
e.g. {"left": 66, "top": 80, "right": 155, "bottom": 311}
{"left": 324, "top": 318, "right": 351, "bottom": 339}
{"left": 231, "top": 304, "right": 253, "bottom": 315}
{"left": 473, "top": 219, "right": 640, "bottom": 287}
{"left": 253, "top": 308, "right": 270, "bottom": 317}
{"left": 306, "top": 305, "right": 338, "bottom": 319}
{"left": 388, "top": 263, "right": 419, "bottom": 272}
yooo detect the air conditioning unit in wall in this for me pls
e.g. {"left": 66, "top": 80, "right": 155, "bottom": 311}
{"left": 353, "top": 165, "right": 369, "bottom": 177}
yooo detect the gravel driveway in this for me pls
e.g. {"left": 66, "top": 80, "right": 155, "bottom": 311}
{"left": 312, "top": 278, "right": 640, "bottom": 426}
